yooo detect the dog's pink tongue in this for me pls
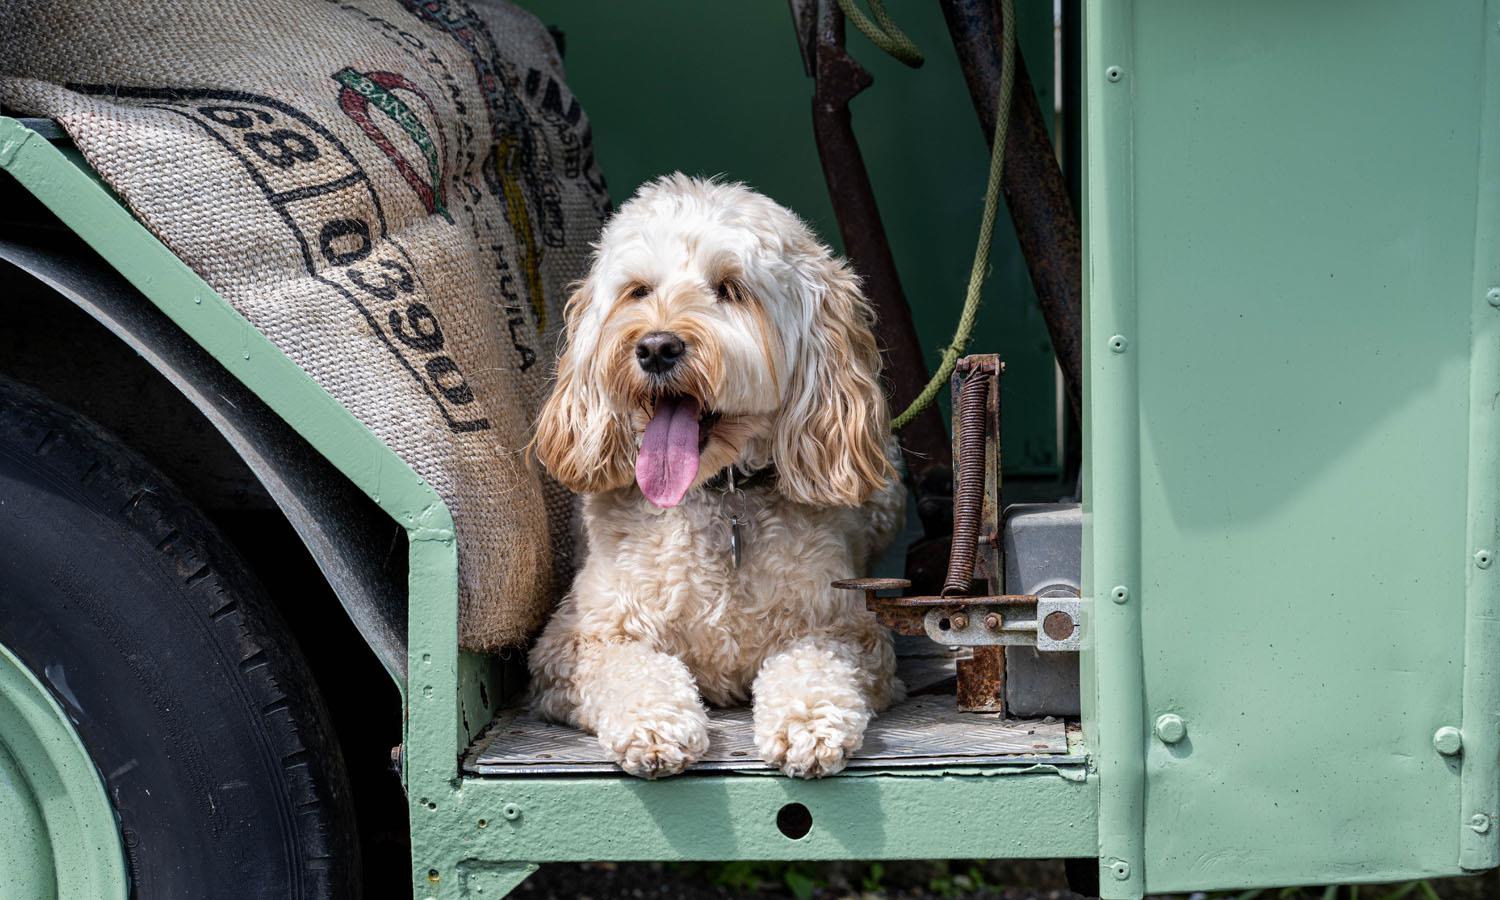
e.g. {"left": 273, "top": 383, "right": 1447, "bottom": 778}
{"left": 635, "top": 396, "right": 701, "bottom": 508}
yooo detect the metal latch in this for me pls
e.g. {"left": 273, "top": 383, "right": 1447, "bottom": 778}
{"left": 923, "top": 595, "right": 1081, "bottom": 651}
{"left": 833, "top": 582, "right": 1081, "bottom": 653}
{"left": 834, "top": 354, "right": 1082, "bottom": 714}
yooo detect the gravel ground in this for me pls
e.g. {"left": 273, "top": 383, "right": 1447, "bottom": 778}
{"left": 517, "top": 859, "right": 1078, "bottom": 899}
{"left": 512, "top": 861, "right": 1496, "bottom": 900}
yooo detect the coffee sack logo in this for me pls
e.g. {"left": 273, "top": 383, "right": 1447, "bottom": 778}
{"left": 333, "top": 67, "right": 452, "bottom": 222}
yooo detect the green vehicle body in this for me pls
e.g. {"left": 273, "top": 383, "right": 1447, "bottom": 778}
{"left": 1, "top": 1, "right": 1497, "bottom": 897}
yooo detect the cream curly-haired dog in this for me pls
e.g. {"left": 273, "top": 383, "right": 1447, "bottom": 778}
{"left": 529, "top": 174, "right": 906, "bottom": 779}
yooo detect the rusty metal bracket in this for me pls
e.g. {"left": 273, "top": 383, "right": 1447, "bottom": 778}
{"left": 939, "top": 0, "right": 1082, "bottom": 419}
{"left": 788, "top": 0, "right": 955, "bottom": 559}
{"left": 836, "top": 353, "right": 1021, "bottom": 713}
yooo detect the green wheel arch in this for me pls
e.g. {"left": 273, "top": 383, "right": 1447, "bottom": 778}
{"left": 0, "top": 641, "right": 128, "bottom": 899}
{"left": 0, "top": 114, "right": 466, "bottom": 898}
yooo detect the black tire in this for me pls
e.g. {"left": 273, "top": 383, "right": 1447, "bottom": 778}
{"left": 0, "top": 378, "right": 359, "bottom": 899}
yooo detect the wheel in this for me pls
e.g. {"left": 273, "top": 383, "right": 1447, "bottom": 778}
{"left": 0, "top": 378, "right": 360, "bottom": 898}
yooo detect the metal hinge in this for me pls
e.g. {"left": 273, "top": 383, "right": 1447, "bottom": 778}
{"left": 921, "top": 594, "right": 1081, "bottom": 651}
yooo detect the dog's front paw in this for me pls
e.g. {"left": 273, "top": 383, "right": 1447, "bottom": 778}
{"left": 755, "top": 706, "right": 868, "bottom": 779}
{"left": 600, "top": 715, "right": 710, "bottom": 780}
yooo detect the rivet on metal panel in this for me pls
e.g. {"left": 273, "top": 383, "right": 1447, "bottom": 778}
{"left": 1105, "top": 66, "right": 1124, "bottom": 83}
{"left": 1434, "top": 726, "right": 1464, "bottom": 756}
{"left": 1111, "top": 585, "right": 1130, "bottom": 604}
{"left": 1470, "top": 813, "right": 1492, "bottom": 835}
{"left": 951, "top": 612, "right": 970, "bottom": 631}
{"left": 1487, "top": 288, "right": 1500, "bottom": 307}
{"left": 502, "top": 803, "right": 522, "bottom": 821}
{"left": 1109, "top": 859, "right": 1131, "bottom": 880}
{"left": 983, "top": 612, "right": 1001, "bottom": 631}
{"left": 1154, "top": 714, "right": 1186, "bottom": 745}
{"left": 1476, "top": 549, "right": 1493, "bottom": 569}
{"left": 1108, "top": 334, "right": 1128, "bottom": 353}
{"left": 1043, "top": 610, "right": 1075, "bottom": 641}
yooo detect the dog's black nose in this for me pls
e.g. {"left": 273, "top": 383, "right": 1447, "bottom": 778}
{"left": 636, "top": 331, "right": 686, "bottom": 374}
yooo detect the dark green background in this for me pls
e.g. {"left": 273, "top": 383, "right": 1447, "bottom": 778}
{"left": 519, "top": 0, "right": 1064, "bottom": 477}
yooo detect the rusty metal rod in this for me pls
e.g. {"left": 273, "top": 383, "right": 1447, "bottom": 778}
{"left": 939, "top": 0, "right": 1082, "bottom": 419}
{"left": 943, "top": 368, "right": 991, "bottom": 596}
{"left": 797, "top": 0, "right": 955, "bottom": 486}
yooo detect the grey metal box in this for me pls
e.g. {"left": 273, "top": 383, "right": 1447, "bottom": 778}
{"left": 1003, "top": 503, "right": 1081, "bottom": 716}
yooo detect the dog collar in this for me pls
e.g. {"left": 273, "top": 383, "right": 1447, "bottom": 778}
{"left": 701, "top": 465, "right": 774, "bottom": 570}
{"left": 703, "top": 464, "right": 777, "bottom": 494}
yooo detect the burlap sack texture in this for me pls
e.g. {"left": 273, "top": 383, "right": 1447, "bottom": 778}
{"left": 0, "top": 0, "right": 608, "bottom": 650}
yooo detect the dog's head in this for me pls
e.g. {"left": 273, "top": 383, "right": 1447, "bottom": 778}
{"left": 534, "top": 174, "right": 893, "bottom": 508}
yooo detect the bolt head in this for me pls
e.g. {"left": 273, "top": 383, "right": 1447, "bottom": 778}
{"left": 950, "top": 613, "right": 970, "bottom": 630}
{"left": 1043, "top": 610, "right": 1076, "bottom": 641}
{"left": 983, "top": 613, "right": 1002, "bottom": 631}
{"left": 502, "top": 803, "right": 522, "bottom": 821}
{"left": 1106, "top": 66, "right": 1124, "bottom": 83}
{"left": 1110, "top": 860, "right": 1131, "bottom": 880}
{"left": 1109, "top": 334, "right": 1128, "bottom": 353}
{"left": 1477, "top": 550, "right": 1493, "bottom": 569}
{"left": 1154, "top": 713, "right": 1187, "bottom": 744}
{"left": 1111, "top": 585, "right": 1130, "bottom": 604}
{"left": 1472, "top": 813, "right": 1492, "bottom": 834}
{"left": 1488, "top": 288, "right": 1500, "bottom": 307}
{"left": 1434, "top": 726, "right": 1464, "bottom": 756}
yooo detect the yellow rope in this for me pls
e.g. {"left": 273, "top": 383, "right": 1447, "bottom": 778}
{"left": 835, "top": 0, "right": 924, "bottom": 68}
{"left": 890, "top": 0, "right": 1015, "bottom": 432}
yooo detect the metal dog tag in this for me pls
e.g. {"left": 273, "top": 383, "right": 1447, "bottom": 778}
{"left": 724, "top": 467, "right": 744, "bottom": 569}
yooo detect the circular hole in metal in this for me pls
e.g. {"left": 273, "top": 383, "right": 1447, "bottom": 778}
{"left": 776, "top": 802, "right": 813, "bottom": 840}
{"left": 938, "top": 617, "right": 951, "bottom": 631}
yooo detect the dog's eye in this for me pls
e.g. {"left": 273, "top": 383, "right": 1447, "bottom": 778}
{"left": 629, "top": 284, "right": 651, "bottom": 300}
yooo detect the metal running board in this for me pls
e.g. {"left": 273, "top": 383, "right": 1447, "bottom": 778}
{"left": 463, "top": 655, "right": 1080, "bottom": 776}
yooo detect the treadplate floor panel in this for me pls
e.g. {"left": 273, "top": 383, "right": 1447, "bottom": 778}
{"left": 464, "top": 654, "right": 1079, "bottom": 776}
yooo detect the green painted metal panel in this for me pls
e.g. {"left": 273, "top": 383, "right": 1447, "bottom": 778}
{"left": 1459, "top": 0, "right": 1500, "bottom": 872}
{"left": 1080, "top": 1, "right": 1145, "bottom": 895}
{"left": 0, "top": 641, "right": 128, "bottom": 899}
{"left": 1085, "top": 0, "right": 1499, "bottom": 894}
{"left": 433, "top": 772, "right": 1096, "bottom": 864}
{"left": 0, "top": 116, "right": 462, "bottom": 895}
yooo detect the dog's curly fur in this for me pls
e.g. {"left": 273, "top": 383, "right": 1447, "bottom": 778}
{"left": 528, "top": 174, "right": 906, "bottom": 779}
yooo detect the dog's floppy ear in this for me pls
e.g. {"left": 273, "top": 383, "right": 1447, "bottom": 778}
{"left": 772, "top": 257, "right": 895, "bottom": 507}
{"left": 532, "top": 280, "right": 636, "bottom": 494}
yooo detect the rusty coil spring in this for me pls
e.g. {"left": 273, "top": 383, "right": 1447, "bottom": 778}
{"left": 942, "top": 368, "right": 991, "bottom": 596}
